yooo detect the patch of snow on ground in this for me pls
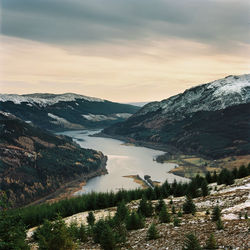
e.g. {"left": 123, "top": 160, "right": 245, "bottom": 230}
{"left": 222, "top": 213, "right": 238, "bottom": 220}
{"left": 115, "top": 113, "right": 132, "bottom": 119}
{"left": 47, "top": 113, "right": 76, "bottom": 128}
{"left": 222, "top": 197, "right": 250, "bottom": 217}
{"left": 48, "top": 113, "right": 69, "bottom": 124}
{"left": 82, "top": 114, "right": 116, "bottom": 121}
{"left": 218, "top": 183, "right": 250, "bottom": 194}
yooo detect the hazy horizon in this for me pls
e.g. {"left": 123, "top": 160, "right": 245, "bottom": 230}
{"left": 1, "top": 0, "right": 250, "bottom": 102}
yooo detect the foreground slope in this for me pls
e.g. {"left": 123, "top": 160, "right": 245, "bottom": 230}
{"left": 0, "top": 112, "right": 107, "bottom": 207}
{"left": 104, "top": 74, "right": 250, "bottom": 159}
{"left": 0, "top": 93, "right": 139, "bottom": 131}
{"left": 27, "top": 175, "right": 250, "bottom": 249}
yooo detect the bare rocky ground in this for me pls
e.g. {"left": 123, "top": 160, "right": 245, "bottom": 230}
{"left": 28, "top": 176, "right": 250, "bottom": 249}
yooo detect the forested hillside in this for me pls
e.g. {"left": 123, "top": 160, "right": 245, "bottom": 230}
{"left": 0, "top": 112, "right": 107, "bottom": 207}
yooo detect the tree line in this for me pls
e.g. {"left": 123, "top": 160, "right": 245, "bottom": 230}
{"left": 1, "top": 164, "right": 249, "bottom": 249}
{"left": 6, "top": 164, "right": 249, "bottom": 229}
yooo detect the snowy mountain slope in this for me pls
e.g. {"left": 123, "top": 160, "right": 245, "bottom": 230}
{"left": 0, "top": 93, "right": 139, "bottom": 131}
{"left": 104, "top": 74, "right": 250, "bottom": 158}
{"left": 136, "top": 74, "right": 250, "bottom": 119}
{"left": 0, "top": 93, "right": 104, "bottom": 106}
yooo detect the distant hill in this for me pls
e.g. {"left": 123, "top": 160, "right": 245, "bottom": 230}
{"left": 0, "top": 93, "right": 139, "bottom": 131}
{"left": 0, "top": 112, "right": 107, "bottom": 207}
{"left": 104, "top": 74, "right": 250, "bottom": 159}
{"left": 127, "top": 102, "right": 149, "bottom": 107}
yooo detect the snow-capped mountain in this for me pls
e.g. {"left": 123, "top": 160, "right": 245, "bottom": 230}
{"left": 0, "top": 93, "right": 104, "bottom": 106}
{"left": 104, "top": 74, "right": 250, "bottom": 159}
{"left": 136, "top": 74, "right": 250, "bottom": 119}
{"left": 0, "top": 93, "right": 139, "bottom": 131}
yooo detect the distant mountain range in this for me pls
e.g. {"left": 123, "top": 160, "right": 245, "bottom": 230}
{"left": 0, "top": 112, "right": 107, "bottom": 207}
{"left": 127, "top": 102, "right": 149, "bottom": 107}
{"left": 0, "top": 93, "right": 139, "bottom": 131}
{"left": 104, "top": 74, "right": 250, "bottom": 159}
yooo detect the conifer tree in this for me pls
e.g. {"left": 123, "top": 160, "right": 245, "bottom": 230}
{"left": 115, "top": 200, "right": 129, "bottom": 222}
{"left": 205, "top": 171, "right": 212, "bottom": 183}
{"left": 99, "top": 223, "right": 116, "bottom": 250}
{"left": 147, "top": 223, "right": 159, "bottom": 240}
{"left": 177, "top": 210, "right": 183, "bottom": 217}
{"left": 36, "top": 215, "right": 76, "bottom": 250}
{"left": 113, "top": 223, "right": 127, "bottom": 244}
{"left": 217, "top": 169, "right": 234, "bottom": 185}
{"left": 78, "top": 223, "right": 88, "bottom": 242}
{"left": 212, "top": 171, "right": 217, "bottom": 183}
{"left": 183, "top": 196, "right": 196, "bottom": 215}
{"left": 155, "top": 198, "right": 166, "bottom": 214}
{"left": 93, "top": 219, "right": 106, "bottom": 243}
{"left": 173, "top": 216, "right": 180, "bottom": 227}
{"left": 137, "top": 195, "right": 153, "bottom": 217}
{"left": 0, "top": 193, "right": 29, "bottom": 250}
{"left": 205, "top": 233, "right": 217, "bottom": 249}
{"left": 216, "top": 218, "right": 224, "bottom": 230}
{"left": 232, "top": 167, "right": 238, "bottom": 179}
{"left": 238, "top": 165, "right": 248, "bottom": 178}
{"left": 183, "top": 233, "right": 202, "bottom": 250}
{"left": 201, "top": 179, "right": 209, "bottom": 197}
{"left": 87, "top": 211, "right": 95, "bottom": 226}
{"left": 68, "top": 221, "right": 79, "bottom": 240}
{"left": 172, "top": 205, "right": 176, "bottom": 214}
{"left": 159, "top": 205, "right": 171, "bottom": 223}
{"left": 212, "top": 206, "right": 221, "bottom": 222}
{"left": 126, "top": 211, "right": 145, "bottom": 230}
{"left": 147, "top": 199, "right": 154, "bottom": 217}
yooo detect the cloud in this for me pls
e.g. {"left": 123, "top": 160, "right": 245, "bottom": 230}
{"left": 1, "top": 0, "right": 250, "bottom": 51}
{"left": 1, "top": 1, "right": 249, "bottom": 102}
{"left": 1, "top": 35, "right": 249, "bottom": 102}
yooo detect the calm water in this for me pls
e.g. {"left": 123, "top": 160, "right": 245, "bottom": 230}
{"left": 59, "top": 130, "right": 188, "bottom": 194}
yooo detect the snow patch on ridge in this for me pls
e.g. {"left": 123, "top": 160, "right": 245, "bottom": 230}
{"left": 48, "top": 113, "right": 70, "bottom": 125}
{"left": 134, "top": 74, "right": 250, "bottom": 118}
{"left": 209, "top": 75, "right": 250, "bottom": 97}
{"left": 0, "top": 93, "right": 104, "bottom": 106}
{"left": 82, "top": 113, "right": 131, "bottom": 121}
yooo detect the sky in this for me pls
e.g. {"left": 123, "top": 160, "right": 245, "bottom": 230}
{"left": 1, "top": 0, "right": 250, "bottom": 102}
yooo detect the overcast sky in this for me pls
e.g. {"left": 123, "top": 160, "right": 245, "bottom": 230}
{"left": 1, "top": 0, "right": 250, "bottom": 102}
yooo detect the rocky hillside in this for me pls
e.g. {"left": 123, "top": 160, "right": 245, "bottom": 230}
{"left": 0, "top": 93, "right": 139, "bottom": 131}
{"left": 104, "top": 74, "right": 250, "bottom": 159}
{"left": 0, "top": 112, "right": 107, "bottom": 207}
{"left": 28, "top": 175, "right": 250, "bottom": 249}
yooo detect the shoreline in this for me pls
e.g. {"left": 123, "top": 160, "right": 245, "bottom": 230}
{"left": 123, "top": 175, "right": 148, "bottom": 189}
{"left": 91, "top": 132, "right": 178, "bottom": 153}
{"left": 26, "top": 156, "right": 108, "bottom": 207}
{"left": 93, "top": 132, "right": 194, "bottom": 177}
{"left": 93, "top": 132, "right": 250, "bottom": 179}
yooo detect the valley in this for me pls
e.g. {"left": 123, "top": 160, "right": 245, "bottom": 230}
{"left": 2, "top": 1, "right": 249, "bottom": 249}
{"left": 59, "top": 129, "right": 187, "bottom": 195}
{"left": 27, "top": 174, "right": 250, "bottom": 250}
{"left": 0, "top": 113, "right": 108, "bottom": 207}
{"left": 0, "top": 93, "right": 139, "bottom": 131}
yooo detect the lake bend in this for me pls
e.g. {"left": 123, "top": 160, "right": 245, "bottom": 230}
{"left": 59, "top": 130, "right": 188, "bottom": 195}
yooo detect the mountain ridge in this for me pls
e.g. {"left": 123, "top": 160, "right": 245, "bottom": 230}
{"left": 0, "top": 112, "right": 107, "bottom": 207}
{"left": 134, "top": 74, "right": 250, "bottom": 119}
{"left": 103, "top": 74, "right": 250, "bottom": 159}
{"left": 0, "top": 93, "right": 139, "bottom": 131}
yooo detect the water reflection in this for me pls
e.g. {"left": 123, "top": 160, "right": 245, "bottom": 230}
{"left": 59, "top": 130, "right": 188, "bottom": 194}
